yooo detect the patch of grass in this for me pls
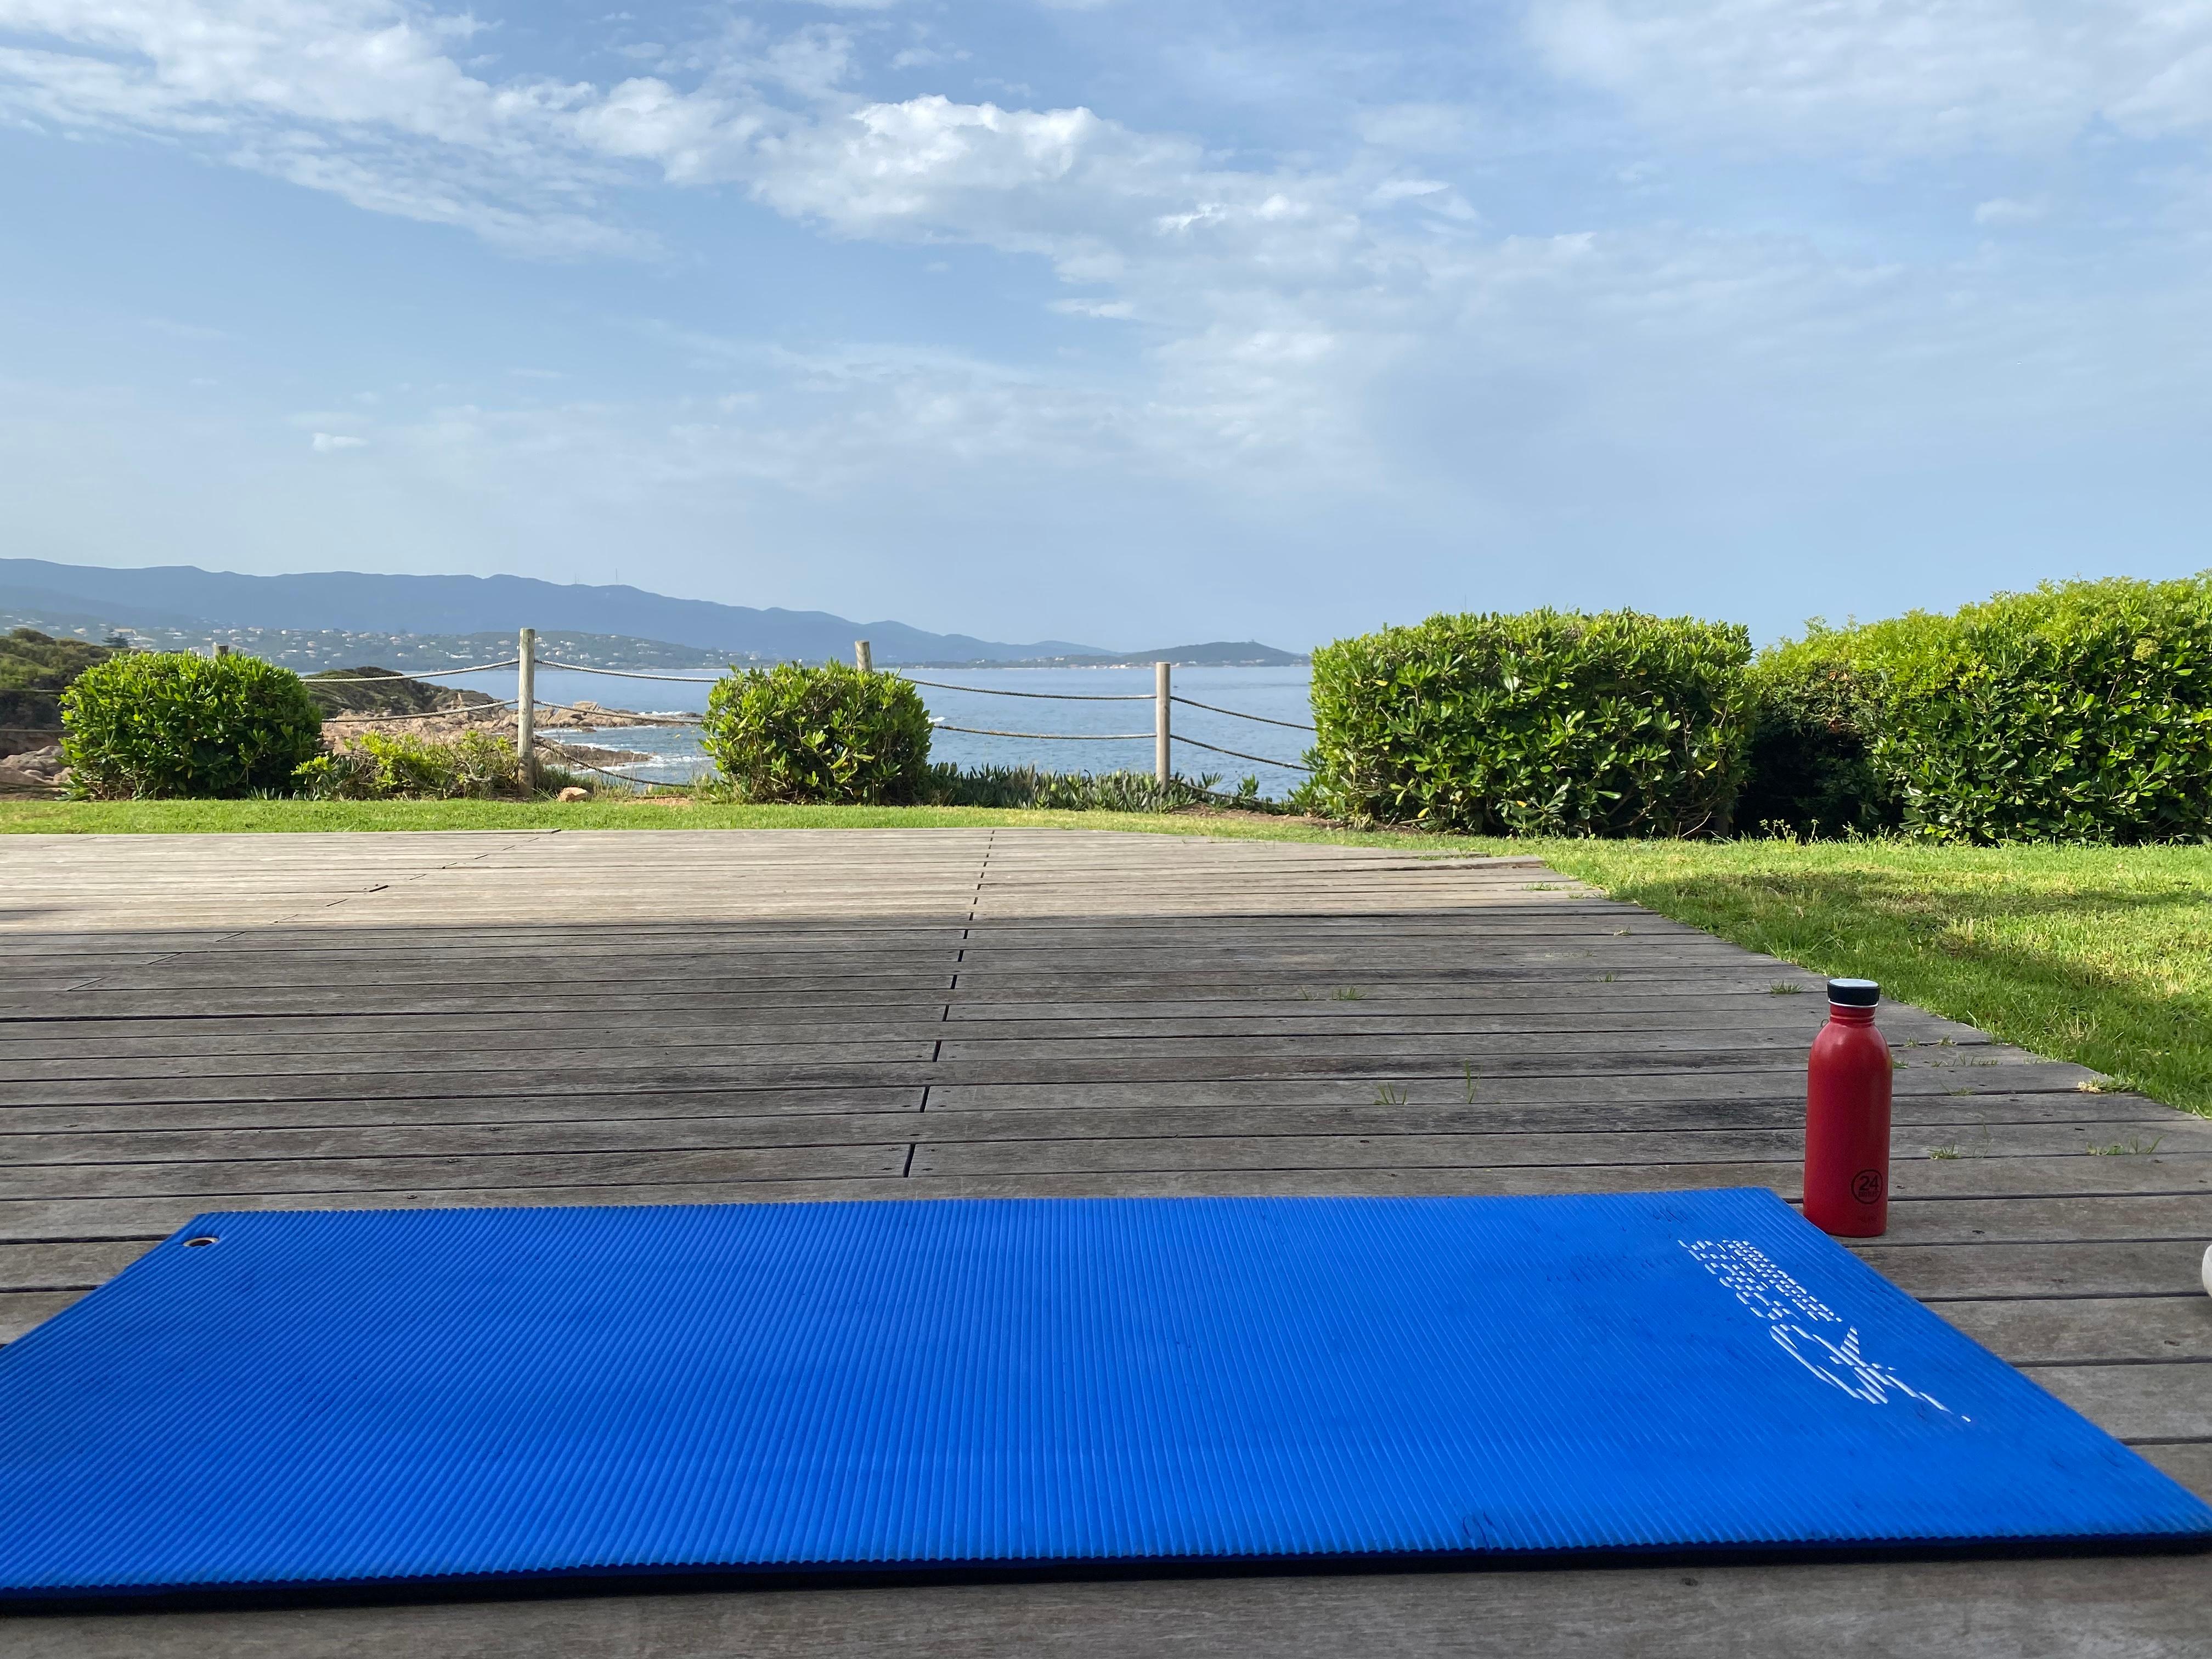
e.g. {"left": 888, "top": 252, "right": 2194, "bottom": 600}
{"left": 1768, "top": 980, "right": 1805, "bottom": 995}
{"left": 0, "top": 797, "right": 1492, "bottom": 848}
{"left": 1537, "top": 839, "right": 2212, "bottom": 1120}
{"left": 2087, "top": 1136, "right": 2166, "bottom": 1156}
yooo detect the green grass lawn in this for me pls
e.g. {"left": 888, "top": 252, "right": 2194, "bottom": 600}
{"left": 6, "top": 798, "right": 2207, "bottom": 1119}
{"left": 1536, "top": 839, "right": 2212, "bottom": 1121}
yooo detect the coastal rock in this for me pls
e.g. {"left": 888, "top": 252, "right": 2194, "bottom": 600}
{"left": 557, "top": 786, "right": 589, "bottom": 803}
{"left": 0, "top": 742, "right": 66, "bottom": 798}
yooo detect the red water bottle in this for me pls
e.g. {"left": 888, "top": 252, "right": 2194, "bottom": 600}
{"left": 1804, "top": 978, "right": 1891, "bottom": 1237}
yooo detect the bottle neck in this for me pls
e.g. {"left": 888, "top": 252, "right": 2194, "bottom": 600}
{"left": 1827, "top": 1003, "right": 1877, "bottom": 1026}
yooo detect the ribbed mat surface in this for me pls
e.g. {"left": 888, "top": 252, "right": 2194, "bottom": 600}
{"left": 2, "top": 1190, "right": 2207, "bottom": 1596}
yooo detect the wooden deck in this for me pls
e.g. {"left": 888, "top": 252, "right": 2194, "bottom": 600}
{"left": 2, "top": 826, "right": 2208, "bottom": 1655}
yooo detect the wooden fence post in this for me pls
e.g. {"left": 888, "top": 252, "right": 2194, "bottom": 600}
{"left": 855, "top": 640, "right": 873, "bottom": 673}
{"left": 517, "top": 627, "right": 537, "bottom": 792}
{"left": 1155, "top": 661, "right": 1171, "bottom": 785}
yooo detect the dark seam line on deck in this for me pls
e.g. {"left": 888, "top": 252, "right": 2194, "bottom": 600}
{"left": 7, "top": 1111, "right": 2157, "bottom": 1143}
{"left": 1861, "top": 1236, "right": 2212, "bottom": 1249}
{"left": 15, "top": 1122, "right": 2191, "bottom": 1160}
{"left": 2122, "top": 1435, "right": 2212, "bottom": 1446}
{"left": 1911, "top": 1291, "right": 2210, "bottom": 1305}
{"left": 4, "top": 1167, "right": 918, "bottom": 1204}
{"left": 0, "top": 1019, "right": 1985, "bottom": 1057}
{"left": 0, "top": 1087, "right": 2161, "bottom": 1121}
{"left": 2014, "top": 1356, "right": 2212, "bottom": 1369}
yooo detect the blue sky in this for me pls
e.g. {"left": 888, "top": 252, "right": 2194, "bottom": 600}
{"left": 3, "top": 1, "right": 2209, "bottom": 650}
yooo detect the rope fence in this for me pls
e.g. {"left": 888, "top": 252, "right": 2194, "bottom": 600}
{"left": 309, "top": 631, "right": 1316, "bottom": 793}
{"left": 320, "top": 697, "right": 521, "bottom": 724}
{"left": 932, "top": 721, "right": 1152, "bottom": 742}
{"left": 304, "top": 661, "right": 518, "bottom": 683}
{"left": 537, "top": 661, "right": 724, "bottom": 684}
{"left": 1171, "top": 693, "right": 1315, "bottom": 732}
{"left": 905, "top": 677, "right": 1150, "bottom": 703}
{"left": 1173, "top": 733, "right": 1314, "bottom": 772}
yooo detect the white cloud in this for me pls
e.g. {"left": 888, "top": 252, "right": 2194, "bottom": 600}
{"left": 6, "top": 0, "right": 2210, "bottom": 513}
{"left": 311, "top": 431, "right": 368, "bottom": 450}
{"left": 1527, "top": 0, "right": 2212, "bottom": 153}
{"left": 1974, "top": 195, "right": 2048, "bottom": 224}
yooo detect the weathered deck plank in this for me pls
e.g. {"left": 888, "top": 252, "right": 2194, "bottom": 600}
{"left": 0, "top": 826, "right": 2205, "bottom": 1656}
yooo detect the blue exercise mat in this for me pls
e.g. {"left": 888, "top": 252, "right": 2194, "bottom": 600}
{"left": 1, "top": 1189, "right": 2206, "bottom": 1597}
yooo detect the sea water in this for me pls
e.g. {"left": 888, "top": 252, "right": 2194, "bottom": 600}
{"left": 524, "top": 665, "right": 1317, "bottom": 799}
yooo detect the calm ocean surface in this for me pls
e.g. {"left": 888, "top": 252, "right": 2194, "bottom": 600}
{"left": 527, "top": 665, "right": 1317, "bottom": 798}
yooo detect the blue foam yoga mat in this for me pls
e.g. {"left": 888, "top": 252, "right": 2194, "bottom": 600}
{"left": 1, "top": 1190, "right": 2206, "bottom": 1596}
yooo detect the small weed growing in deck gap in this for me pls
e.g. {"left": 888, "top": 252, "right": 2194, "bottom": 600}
{"left": 2088, "top": 1136, "right": 2164, "bottom": 1156}
{"left": 1463, "top": 1062, "right": 1478, "bottom": 1104}
{"left": 1768, "top": 981, "right": 1804, "bottom": 995}
{"left": 1334, "top": 986, "right": 1367, "bottom": 1001}
{"left": 1374, "top": 1081, "right": 1408, "bottom": 1107}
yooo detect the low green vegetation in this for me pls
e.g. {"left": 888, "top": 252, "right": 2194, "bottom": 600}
{"left": 924, "top": 765, "right": 1274, "bottom": 811}
{"left": 1533, "top": 838, "right": 2212, "bottom": 1119}
{"left": 297, "top": 728, "right": 584, "bottom": 800}
{"left": 1, "top": 628, "right": 123, "bottom": 726}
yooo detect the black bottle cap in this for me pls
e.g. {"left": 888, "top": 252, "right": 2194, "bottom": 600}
{"left": 1827, "top": 978, "right": 1880, "bottom": 1007}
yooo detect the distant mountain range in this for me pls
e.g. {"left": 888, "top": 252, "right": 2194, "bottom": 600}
{"left": 0, "top": 558, "right": 1305, "bottom": 668}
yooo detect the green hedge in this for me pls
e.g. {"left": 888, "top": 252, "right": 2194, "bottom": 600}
{"left": 1733, "top": 652, "right": 1899, "bottom": 839}
{"left": 701, "top": 661, "right": 932, "bottom": 804}
{"left": 1754, "top": 575, "right": 2212, "bottom": 844}
{"left": 61, "top": 652, "right": 325, "bottom": 799}
{"left": 1306, "top": 610, "right": 1755, "bottom": 836}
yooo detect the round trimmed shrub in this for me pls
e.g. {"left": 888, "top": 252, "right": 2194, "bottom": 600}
{"left": 60, "top": 652, "right": 325, "bottom": 799}
{"left": 701, "top": 662, "right": 933, "bottom": 804}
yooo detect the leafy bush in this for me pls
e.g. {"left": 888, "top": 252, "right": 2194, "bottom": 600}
{"left": 701, "top": 662, "right": 932, "bottom": 804}
{"left": 1753, "top": 575, "right": 2212, "bottom": 844}
{"left": 1, "top": 628, "right": 123, "bottom": 727}
{"left": 61, "top": 652, "right": 324, "bottom": 799}
{"left": 1306, "top": 610, "right": 1756, "bottom": 836}
{"left": 295, "top": 729, "right": 537, "bottom": 800}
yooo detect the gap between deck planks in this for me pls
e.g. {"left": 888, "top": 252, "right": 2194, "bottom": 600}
{"left": 1, "top": 827, "right": 2207, "bottom": 1658}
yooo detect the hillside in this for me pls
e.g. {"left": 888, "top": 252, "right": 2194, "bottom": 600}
{"left": 1, "top": 559, "right": 1108, "bottom": 666}
{"left": 0, "top": 628, "right": 121, "bottom": 728}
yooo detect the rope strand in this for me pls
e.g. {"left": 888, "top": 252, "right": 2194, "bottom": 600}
{"left": 930, "top": 721, "right": 1152, "bottom": 741}
{"left": 303, "top": 660, "right": 518, "bottom": 682}
{"left": 1171, "top": 733, "right": 1314, "bottom": 772}
{"left": 534, "top": 661, "right": 726, "bottom": 682}
{"left": 1170, "top": 694, "right": 1315, "bottom": 732}
{"left": 902, "top": 677, "right": 1150, "bottom": 702}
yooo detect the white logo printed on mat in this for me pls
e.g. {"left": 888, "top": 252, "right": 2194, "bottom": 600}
{"left": 1679, "top": 1240, "right": 1952, "bottom": 1414}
